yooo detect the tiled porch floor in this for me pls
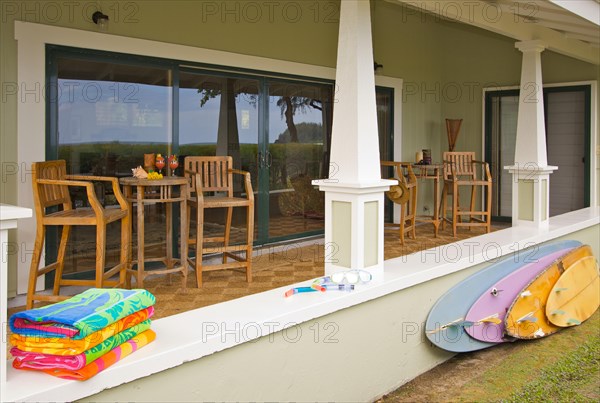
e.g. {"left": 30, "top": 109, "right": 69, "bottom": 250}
{"left": 143, "top": 222, "right": 506, "bottom": 320}
{"left": 8, "top": 222, "right": 506, "bottom": 319}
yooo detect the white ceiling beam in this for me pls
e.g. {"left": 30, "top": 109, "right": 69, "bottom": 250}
{"left": 391, "top": 0, "right": 600, "bottom": 65}
{"left": 534, "top": 20, "right": 600, "bottom": 40}
{"left": 547, "top": 0, "right": 600, "bottom": 25}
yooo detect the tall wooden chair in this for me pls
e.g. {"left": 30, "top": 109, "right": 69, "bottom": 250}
{"left": 440, "top": 152, "right": 492, "bottom": 237}
{"left": 27, "top": 160, "right": 129, "bottom": 309}
{"left": 184, "top": 156, "right": 254, "bottom": 287}
{"left": 381, "top": 161, "right": 418, "bottom": 245}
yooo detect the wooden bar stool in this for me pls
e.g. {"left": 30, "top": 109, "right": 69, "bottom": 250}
{"left": 440, "top": 152, "right": 493, "bottom": 237}
{"left": 184, "top": 156, "right": 254, "bottom": 287}
{"left": 27, "top": 160, "right": 129, "bottom": 309}
{"left": 381, "top": 161, "right": 418, "bottom": 245}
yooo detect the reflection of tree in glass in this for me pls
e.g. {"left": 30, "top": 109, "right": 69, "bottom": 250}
{"left": 276, "top": 97, "right": 322, "bottom": 143}
{"left": 275, "top": 122, "right": 323, "bottom": 144}
{"left": 198, "top": 86, "right": 321, "bottom": 143}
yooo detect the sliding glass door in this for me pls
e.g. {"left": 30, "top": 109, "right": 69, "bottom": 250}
{"left": 48, "top": 46, "right": 394, "bottom": 276}
{"left": 49, "top": 52, "right": 175, "bottom": 275}
{"left": 178, "top": 71, "right": 261, "bottom": 245}
{"left": 265, "top": 79, "right": 333, "bottom": 241}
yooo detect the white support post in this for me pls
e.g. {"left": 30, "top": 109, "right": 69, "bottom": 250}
{"left": 505, "top": 40, "right": 557, "bottom": 228}
{"left": 313, "top": 0, "right": 395, "bottom": 278}
{"left": 0, "top": 204, "right": 32, "bottom": 402}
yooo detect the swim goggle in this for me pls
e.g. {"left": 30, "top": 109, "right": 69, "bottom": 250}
{"left": 313, "top": 269, "right": 372, "bottom": 286}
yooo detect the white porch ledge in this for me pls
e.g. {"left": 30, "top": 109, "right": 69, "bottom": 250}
{"left": 4, "top": 207, "right": 600, "bottom": 402}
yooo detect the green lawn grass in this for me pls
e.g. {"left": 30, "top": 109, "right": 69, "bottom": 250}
{"left": 457, "top": 311, "right": 599, "bottom": 402}
{"left": 502, "top": 333, "right": 599, "bottom": 402}
{"left": 381, "top": 310, "right": 599, "bottom": 402}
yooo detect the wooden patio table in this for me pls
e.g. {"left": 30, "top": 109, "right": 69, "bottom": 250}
{"left": 411, "top": 163, "right": 443, "bottom": 237}
{"left": 120, "top": 176, "right": 188, "bottom": 289}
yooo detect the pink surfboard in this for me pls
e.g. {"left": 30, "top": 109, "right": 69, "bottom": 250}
{"left": 464, "top": 248, "right": 575, "bottom": 343}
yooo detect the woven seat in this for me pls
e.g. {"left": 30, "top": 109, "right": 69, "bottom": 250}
{"left": 440, "top": 152, "right": 492, "bottom": 237}
{"left": 185, "top": 156, "right": 254, "bottom": 287}
{"left": 26, "top": 160, "right": 129, "bottom": 309}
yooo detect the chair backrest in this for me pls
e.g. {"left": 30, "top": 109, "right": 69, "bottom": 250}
{"left": 31, "top": 160, "right": 72, "bottom": 214}
{"left": 443, "top": 152, "right": 475, "bottom": 180}
{"left": 184, "top": 156, "right": 234, "bottom": 196}
{"left": 380, "top": 161, "right": 417, "bottom": 187}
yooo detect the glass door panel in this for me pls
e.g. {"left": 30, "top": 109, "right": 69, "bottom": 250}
{"left": 376, "top": 87, "right": 394, "bottom": 223}
{"left": 487, "top": 92, "right": 519, "bottom": 218}
{"left": 485, "top": 86, "right": 590, "bottom": 220}
{"left": 54, "top": 56, "right": 173, "bottom": 275}
{"left": 266, "top": 80, "right": 332, "bottom": 241}
{"left": 179, "top": 71, "right": 260, "bottom": 246}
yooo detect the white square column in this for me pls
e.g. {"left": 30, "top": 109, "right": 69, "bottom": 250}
{"left": 506, "top": 166, "right": 557, "bottom": 228}
{"left": 505, "top": 40, "right": 556, "bottom": 228}
{"left": 313, "top": 1, "right": 394, "bottom": 278}
{"left": 315, "top": 181, "right": 394, "bottom": 277}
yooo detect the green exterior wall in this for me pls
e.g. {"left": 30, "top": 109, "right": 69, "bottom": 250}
{"left": 1, "top": 0, "right": 598, "bottom": 295}
{"left": 84, "top": 225, "right": 599, "bottom": 402}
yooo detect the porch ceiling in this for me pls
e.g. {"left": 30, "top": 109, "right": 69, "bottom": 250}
{"left": 389, "top": 0, "right": 600, "bottom": 65}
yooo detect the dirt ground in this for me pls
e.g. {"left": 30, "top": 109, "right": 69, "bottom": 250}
{"left": 378, "top": 310, "right": 600, "bottom": 402}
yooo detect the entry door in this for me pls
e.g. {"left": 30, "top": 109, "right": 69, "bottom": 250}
{"left": 485, "top": 85, "right": 591, "bottom": 219}
{"left": 545, "top": 89, "right": 589, "bottom": 216}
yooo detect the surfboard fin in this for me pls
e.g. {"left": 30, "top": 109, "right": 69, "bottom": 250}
{"left": 426, "top": 318, "right": 474, "bottom": 334}
{"left": 520, "top": 290, "right": 532, "bottom": 298}
{"left": 567, "top": 318, "right": 581, "bottom": 325}
{"left": 554, "top": 287, "right": 568, "bottom": 292}
{"left": 476, "top": 313, "right": 502, "bottom": 325}
{"left": 550, "top": 310, "right": 566, "bottom": 316}
{"left": 516, "top": 312, "right": 538, "bottom": 323}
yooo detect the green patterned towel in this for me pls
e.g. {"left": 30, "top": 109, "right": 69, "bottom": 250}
{"left": 10, "top": 288, "right": 155, "bottom": 339}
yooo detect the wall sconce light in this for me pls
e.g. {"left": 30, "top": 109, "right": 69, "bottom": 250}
{"left": 92, "top": 11, "right": 109, "bottom": 31}
{"left": 374, "top": 62, "right": 384, "bottom": 75}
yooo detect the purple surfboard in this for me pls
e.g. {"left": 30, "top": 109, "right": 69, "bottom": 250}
{"left": 464, "top": 248, "right": 575, "bottom": 343}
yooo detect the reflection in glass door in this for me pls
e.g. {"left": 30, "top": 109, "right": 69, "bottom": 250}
{"left": 179, "top": 71, "right": 260, "bottom": 246}
{"left": 266, "top": 80, "right": 333, "bottom": 241}
{"left": 52, "top": 55, "right": 173, "bottom": 276}
{"left": 179, "top": 72, "right": 334, "bottom": 244}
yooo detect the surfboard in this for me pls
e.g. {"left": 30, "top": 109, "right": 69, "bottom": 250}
{"left": 464, "top": 248, "right": 575, "bottom": 343}
{"left": 504, "top": 245, "right": 594, "bottom": 339}
{"left": 425, "top": 240, "right": 582, "bottom": 353}
{"left": 546, "top": 254, "right": 599, "bottom": 327}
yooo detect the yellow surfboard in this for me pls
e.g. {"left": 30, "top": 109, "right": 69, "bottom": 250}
{"left": 504, "top": 245, "right": 594, "bottom": 339}
{"left": 546, "top": 255, "right": 600, "bottom": 327}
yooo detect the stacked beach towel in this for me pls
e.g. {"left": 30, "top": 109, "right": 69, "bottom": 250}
{"left": 9, "top": 288, "right": 156, "bottom": 381}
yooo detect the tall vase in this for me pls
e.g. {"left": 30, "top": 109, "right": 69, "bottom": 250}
{"left": 445, "top": 119, "right": 462, "bottom": 152}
